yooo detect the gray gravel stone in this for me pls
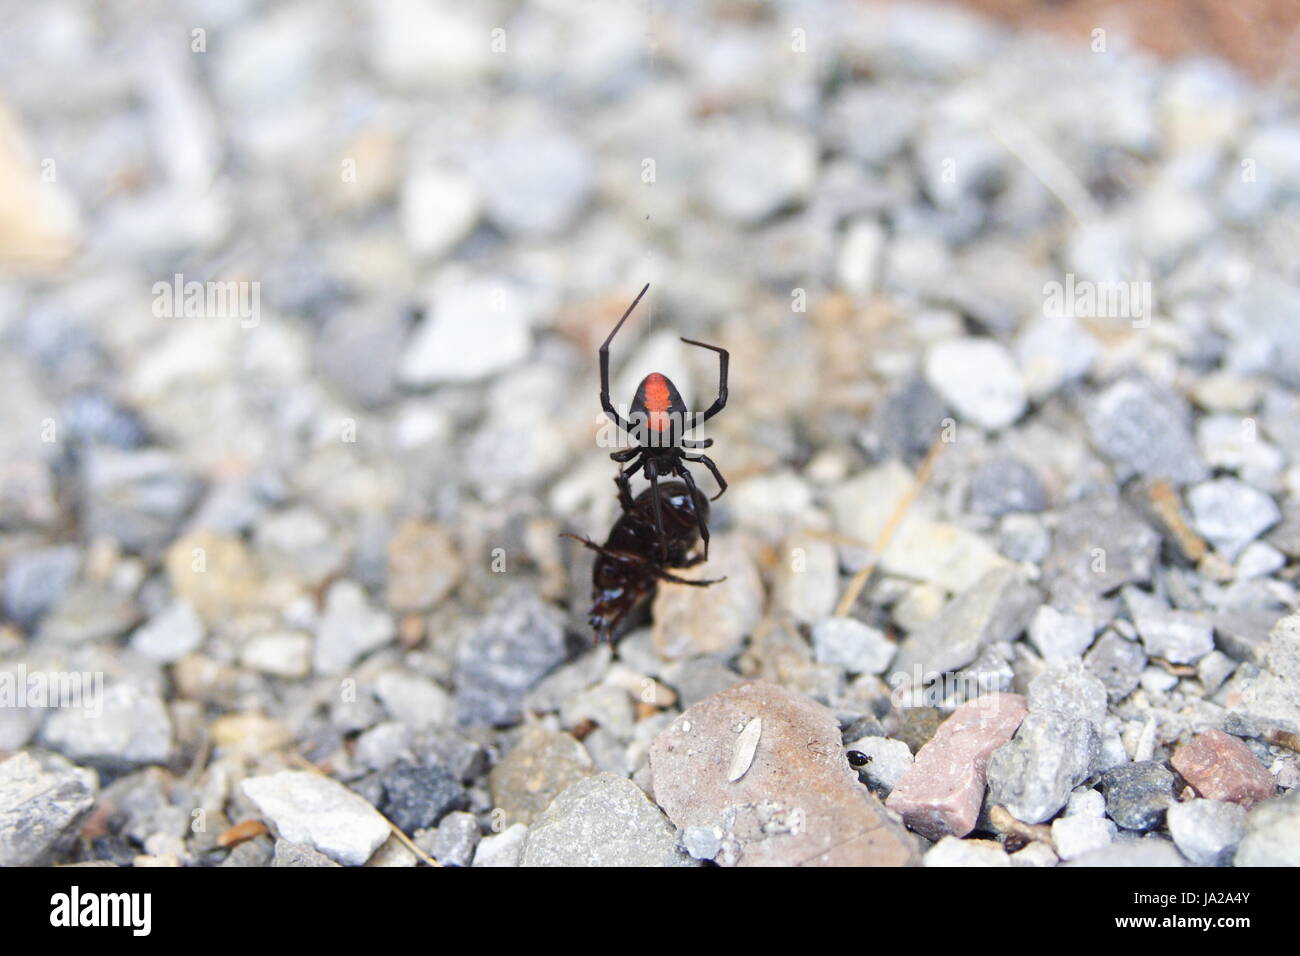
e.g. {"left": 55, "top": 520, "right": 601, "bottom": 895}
{"left": 0, "top": 751, "right": 98, "bottom": 866}
{"left": 472, "top": 823, "right": 528, "bottom": 867}
{"left": 1085, "top": 378, "right": 1207, "bottom": 485}
{"left": 1028, "top": 661, "right": 1109, "bottom": 727}
{"left": 272, "top": 839, "right": 341, "bottom": 867}
{"left": 378, "top": 763, "right": 465, "bottom": 833}
{"left": 520, "top": 773, "right": 691, "bottom": 867}
{"left": 968, "top": 458, "right": 1048, "bottom": 517}
{"left": 1233, "top": 790, "right": 1300, "bottom": 866}
{"left": 825, "top": 85, "right": 920, "bottom": 165}
{"left": 373, "top": 670, "right": 451, "bottom": 730}
{"left": 128, "top": 599, "right": 204, "bottom": 662}
{"left": 660, "top": 657, "right": 745, "bottom": 710}
{"left": 1100, "top": 762, "right": 1175, "bottom": 831}
{"left": 313, "top": 579, "right": 395, "bottom": 675}
{"left": 1084, "top": 631, "right": 1147, "bottom": 700}
{"left": 1066, "top": 835, "right": 1186, "bottom": 867}
{"left": 1188, "top": 478, "right": 1281, "bottom": 561}
{"left": 488, "top": 724, "right": 594, "bottom": 826}
{"left": 1124, "top": 586, "right": 1215, "bottom": 664}
{"left": 812, "top": 617, "right": 896, "bottom": 675}
{"left": 858, "top": 374, "right": 950, "bottom": 465}
{"left": 82, "top": 447, "right": 202, "bottom": 555}
{"left": 455, "top": 588, "right": 568, "bottom": 727}
{"left": 1043, "top": 496, "right": 1160, "bottom": 598}
{"left": 894, "top": 567, "right": 1038, "bottom": 679}
{"left": 36, "top": 583, "right": 142, "bottom": 645}
{"left": 1051, "top": 812, "right": 1117, "bottom": 861}
{"left": 998, "top": 513, "right": 1051, "bottom": 564}
{"left": 681, "top": 825, "right": 723, "bottom": 861}
{"left": 3, "top": 545, "right": 80, "bottom": 631}
{"left": 700, "top": 120, "right": 817, "bottom": 225}
{"left": 1166, "top": 798, "right": 1246, "bottom": 866}
{"left": 425, "top": 810, "right": 480, "bottom": 867}
{"left": 42, "top": 682, "right": 173, "bottom": 769}
{"left": 987, "top": 711, "right": 1097, "bottom": 824}
{"left": 924, "top": 836, "right": 1011, "bottom": 867}
{"left": 1235, "top": 541, "right": 1285, "bottom": 580}
{"left": 470, "top": 129, "right": 593, "bottom": 237}
{"left": 1196, "top": 650, "right": 1237, "bottom": 694}
{"left": 1028, "top": 606, "right": 1096, "bottom": 660}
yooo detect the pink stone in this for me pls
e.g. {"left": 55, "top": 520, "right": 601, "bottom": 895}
{"left": 886, "top": 693, "right": 1028, "bottom": 840}
{"left": 1172, "top": 729, "right": 1276, "bottom": 807}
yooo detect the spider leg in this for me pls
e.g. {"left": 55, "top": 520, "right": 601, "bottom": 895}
{"left": 674, "top": 463, "right": 711, "bottom": 561}
{"left": 679, "top": 336, "right": 728, "bottom": 422}
{"left": 680, "top": 437, "right": 713, "bottom": 449}
{"left": 645, "top": 457, "right": 669, "bottom": 561}
{"left": 682, "top": 452, "right": 728, "bottom": 501}
{"left": 599, "top": 284, "right": 650, "bottom": 433}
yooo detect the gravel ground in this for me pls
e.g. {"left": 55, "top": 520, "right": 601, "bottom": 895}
{"left": 1, "top": 1, "right": 1299, "bottom": 867}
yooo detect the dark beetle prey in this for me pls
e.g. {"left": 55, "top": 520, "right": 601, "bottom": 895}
{"left": 563, "top": 480, "right": 723, "bottom": 643}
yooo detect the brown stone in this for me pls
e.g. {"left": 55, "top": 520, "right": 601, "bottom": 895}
{"left": 886, "top": 693, "right": 1028, "bottom": 840}
{"left": 649, "top": 680, "right": 920, "bottom": 866}
{"left": 488, "top": 725, "right": 594, "bottom": 826}
{"left": 386, "top": 519, "right": 461, "bottom": 612}
{"left": 165, "top": 530, "right": 263, "bottom": 623}
{"left": 1171, "top": 729, "right": 1276, "bottom": 807}
{"left": 651, "top": 535, "right": 763, "bottom": 660}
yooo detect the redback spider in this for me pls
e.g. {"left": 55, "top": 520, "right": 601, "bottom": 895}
{"left": 599, "top": 283, "right": 729, "bottom": 560}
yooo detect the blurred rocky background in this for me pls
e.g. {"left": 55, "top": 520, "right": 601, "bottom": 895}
{"left": 0, "top": 0, "right": 1298, "bottom": 867}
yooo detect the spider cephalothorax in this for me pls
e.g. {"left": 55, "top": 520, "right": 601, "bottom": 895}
{"left": 599, "top": 284, "right": 729, "bottom": 559}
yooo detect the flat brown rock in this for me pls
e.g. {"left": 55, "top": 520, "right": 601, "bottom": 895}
{"left": 1172, "top": 729, "right": 1276, "bottom": 807}
{"left": 886, "top": 693, "right": 1028, "bottom": 840}
{"left": 649, "top": 680, "right": 920, "bottom": 866}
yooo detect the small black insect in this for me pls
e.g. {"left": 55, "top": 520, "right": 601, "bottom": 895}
{"left": 598, "top": 284, "right": 729, "bottom": 560}
{"left": 847, "top": 750, "right": 872, "bottom": 769}
{"left": 563, "top": 480, "right": 724, "bottom": 643}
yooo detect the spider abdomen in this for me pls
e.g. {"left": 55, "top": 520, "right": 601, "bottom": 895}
{"left": 631, "top": 372, "right": 687, "bottom": 443}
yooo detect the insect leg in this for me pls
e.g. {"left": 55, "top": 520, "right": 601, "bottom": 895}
{"left": 655, "top": 569, "right": 727, "bottom": 587}
{"left": 613, "top": 452, "right": 645, "bottom": 512}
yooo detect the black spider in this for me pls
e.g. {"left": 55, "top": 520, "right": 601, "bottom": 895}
{"left": 598, "top": 283, "right": 728, "bottom": 560}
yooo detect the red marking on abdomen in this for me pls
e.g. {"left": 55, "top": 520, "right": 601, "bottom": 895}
{"left": 644, "top": 373, "right": 671, "bottom": 431}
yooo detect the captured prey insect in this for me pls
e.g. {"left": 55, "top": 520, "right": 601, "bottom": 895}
{"left": 562, "top": 480, "right": 724, "bottom": 644}
{"left": 598, "top": 284, "right": 729, "bottom": 561}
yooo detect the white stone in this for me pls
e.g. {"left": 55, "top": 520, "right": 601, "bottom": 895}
{"left": 242, "top": 771, "right": 390, "bottom": 867}
{"left": 129, "top": 599, "right": 204, "bottom": 662}
{"left": 925, "top": 337, "right": 1027, "bottom": 430}
{"left": 401, "top": 166, "right": 481, "bottom": 260}
{"left": 399, "top": 274, "right": 535, "bottom": 386}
